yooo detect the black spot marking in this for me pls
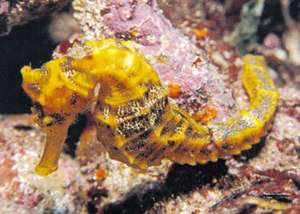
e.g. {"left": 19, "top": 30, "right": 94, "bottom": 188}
{"left": 115, "top": 31, "right": 133, "bottom": 40}
{"left": 51, "top": 113, "right": 65, "bottom": 124}
{"left": 168, "top": 140, "right": 176, "bottom": 146}
{"left": 70, "top": 93, "right": 78, "bottom": 105}
{"left": 185, "top": 126, "right": 193, "bottom": 138}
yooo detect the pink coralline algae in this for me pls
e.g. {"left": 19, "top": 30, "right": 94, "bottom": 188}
{"left": 72, "top": 0, "right": 236, "bottom": 121}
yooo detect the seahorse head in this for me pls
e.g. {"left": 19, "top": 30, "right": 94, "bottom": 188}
{"left": 20, "top": 57, "right": 96, "bottom": 128}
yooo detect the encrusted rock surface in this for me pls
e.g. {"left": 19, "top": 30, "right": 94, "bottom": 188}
{"left": 70, "top": 0, "right": 236, "bottom": 122}
{"left": 0, "top": 115, "right": 88, "bottom": 213}
{"left": 0, "top": 0, "right": 70, "bottom": 35}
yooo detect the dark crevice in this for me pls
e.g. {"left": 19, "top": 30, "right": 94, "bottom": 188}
{"left": 289, "top": 0, "right": 300, "bottom": 22}
{"left": 103, "top": 160, "right": 228, "bottom": 214}
{"left": 0, "top": 16, "right": 56, "bottom": 114}
{"left": 257, "top": 0, "right": 284, "bottom": 43}
{"left": 64, "top": 114, "right": 87, "bottom": 158}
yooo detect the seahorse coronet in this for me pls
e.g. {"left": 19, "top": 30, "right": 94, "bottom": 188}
{"left": 20, "top": 39, "right": 279, "bottom": 176}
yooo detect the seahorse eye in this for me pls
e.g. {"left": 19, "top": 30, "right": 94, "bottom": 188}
{"left": 20, "top": 66, "right": 44, "bottom": 99}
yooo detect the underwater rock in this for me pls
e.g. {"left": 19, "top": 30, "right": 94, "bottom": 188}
{"left": 0, "top": 0, "right": 71, "bottom": 36}
{"left": 0, "top": 115, "right": 89, "bottom": 213}
{"left": 71, "top": 0, "right": 236, "bottom": 122}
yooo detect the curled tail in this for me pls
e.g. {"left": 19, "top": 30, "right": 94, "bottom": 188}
{"left": 208, "top": 55, "right": 279, "bottom": 155}
{"left": 163, "top": 55, "right": 279, "bottom": 165}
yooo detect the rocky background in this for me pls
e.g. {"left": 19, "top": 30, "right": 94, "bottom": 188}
{"left": 0, "top": 0, "right": 299, "bottom": 213}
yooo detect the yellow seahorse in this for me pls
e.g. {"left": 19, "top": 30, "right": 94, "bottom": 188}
{"left": 20, "top": 39, "right": 279, "bottom": 176}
